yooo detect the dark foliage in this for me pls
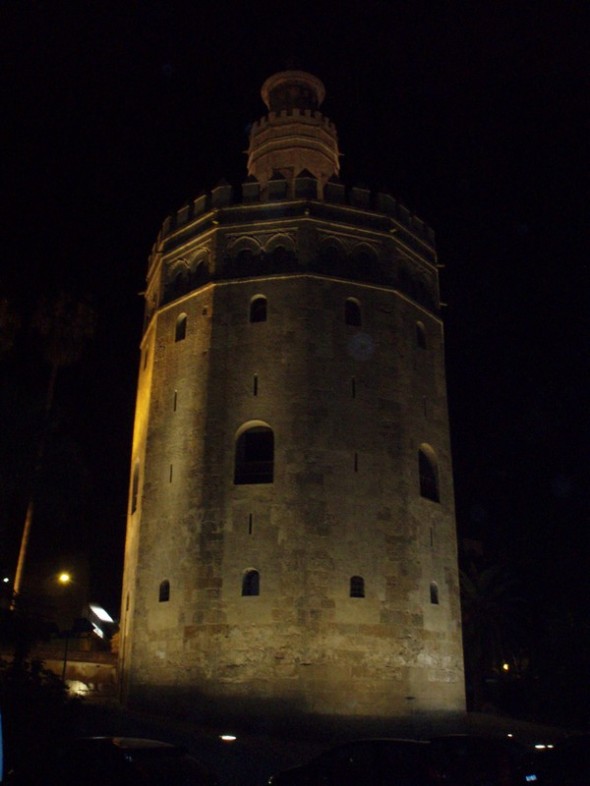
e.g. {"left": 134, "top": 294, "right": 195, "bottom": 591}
{"left": 0, "top": 656, "right": 79, "bottom": 777}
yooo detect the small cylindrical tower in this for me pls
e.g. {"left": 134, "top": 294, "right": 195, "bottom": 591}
{"left": 247, "top": 70, "right": 340, "bottom": 196}
{"left": 119, "top": 71, "right": 465, "bottom": 723}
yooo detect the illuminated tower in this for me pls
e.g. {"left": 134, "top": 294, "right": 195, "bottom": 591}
{"left": 119, "top": 71, "right": 465, "bottom": 720}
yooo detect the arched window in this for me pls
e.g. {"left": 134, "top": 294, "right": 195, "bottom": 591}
{"left": 345, "top": 298, "right": 362, "bottom": 327}
{"left": 242, "top": 569, "right": 260, "bottom": 596}
{"left": 234, "top": 424, "right": 274, "bottom": 484}
{"left": 430, "top": 581, "right": 439, "bottom": 605}
{"left": 350, "top": 575, "right": 365, "bottom": 598}
{"left": 419, "top": 445, "right": 440, "bottom": 502}
{"left": 270, "top": 245, "right": 290, "bottom": 266}
{"left": 175, "top": 313, "right": 187, "bottom": 342}
{"left": 416, "top": 320, "right": 427, "bottom": 349}
{"left": 159, "top": 580, "right": 170, "bottom": 603}
{"left": 249, "top": 296, "right": 267, "bottom": 323}
{"left": 236, "top": 248, "right": 255, "bottom": 268}
{"left": 131, "top": 463, "right": 140, "bottom": 513}
{"left": 173, "top": 271, "right": 187, "bottom": 296}
{"left": 354, "top": 246, "right": 381, "bottom": 283}
{"left": 319, "top": 241, "right": 346, "bottom": 267}
{"left": 193, "top": 261, "right": 208, "bottom": 287}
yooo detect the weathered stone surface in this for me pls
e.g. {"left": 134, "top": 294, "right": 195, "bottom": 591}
{"left": 119, "top": 70, "right": 465, "bottom": 722}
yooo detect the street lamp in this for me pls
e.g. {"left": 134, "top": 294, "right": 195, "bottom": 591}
{"left": 58, "top": 572, "right": 72, "bottom": 682}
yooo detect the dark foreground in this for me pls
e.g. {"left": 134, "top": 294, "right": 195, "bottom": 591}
{"left": 12, "top": 700, "right": 568, "bottom": 786}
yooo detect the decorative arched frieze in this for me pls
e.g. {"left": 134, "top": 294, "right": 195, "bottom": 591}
{"left": 264, "top": 232, "right": 296, "bottom": 254}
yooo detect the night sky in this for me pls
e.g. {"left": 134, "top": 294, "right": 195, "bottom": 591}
{"left": 2, "top": 2, "right": 587, "bottom": 628}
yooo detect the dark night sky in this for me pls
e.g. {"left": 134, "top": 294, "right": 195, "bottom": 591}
{"left": 1, "top": 1, "right": 588, "bottom": 616}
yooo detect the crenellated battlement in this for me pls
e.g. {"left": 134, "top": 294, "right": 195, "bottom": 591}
{"left": 249, "top": 108, "right": 337, "bottom": 135}
{"left": 151, "top": 180, "right": 435, "bottom": 265}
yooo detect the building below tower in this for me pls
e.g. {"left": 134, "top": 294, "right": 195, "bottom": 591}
{"left": 118, "top": 71, "right": 465, "bottom": 723}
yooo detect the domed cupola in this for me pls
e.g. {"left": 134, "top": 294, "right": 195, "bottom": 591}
{"left": 246, "top": 70, "right": 340, "bottom": 197}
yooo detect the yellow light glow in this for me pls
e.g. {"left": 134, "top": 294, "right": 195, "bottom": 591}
{"left": 58, "top": 572, "right": 71, "bottom": 585}
{"left": 219, "top": 734, "right": 237, "bottom": 742}
{"left": 502, "top": 662, "right": 510, "bottom": 672}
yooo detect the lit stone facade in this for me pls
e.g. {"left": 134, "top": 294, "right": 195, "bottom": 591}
{"left": 119, "top": 71, "right": 465, "bottom": 720}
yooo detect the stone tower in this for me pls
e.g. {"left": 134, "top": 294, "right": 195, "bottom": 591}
{"left": 119, "top": 71, "right": 465, "bottom": 721}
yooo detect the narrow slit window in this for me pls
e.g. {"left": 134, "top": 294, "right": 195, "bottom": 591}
{"left": 159, "top": 580, "right": 170, "bottom": 603}
{"left": 242, "top": 569, "right": 260, "bottom": 596}
{"left": 169, "top": 464, "right": 173, "bottom": 483}
{"left": 253, "top": 375, "right": 258, "bottom": 396}
{"left": 173, "top": 390, "right": 178, "bottom": 411}
{"left": 350, "top": 575, "right": 365, "bottom": 598}
{"left": 248, "top": 513, "right": 253, "bottom": 534}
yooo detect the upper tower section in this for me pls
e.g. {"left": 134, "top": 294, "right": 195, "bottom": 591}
{"left": 247, "top": 70, "right": 340, "bottom": 196}
{"left": 145, "top": 69, "right": 439, "bottom": 329}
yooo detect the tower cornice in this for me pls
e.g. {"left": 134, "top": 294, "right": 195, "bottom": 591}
{"left": 153, "top": 194, "right": 436, "bottom": 267}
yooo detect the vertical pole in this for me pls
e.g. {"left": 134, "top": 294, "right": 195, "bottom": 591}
{"left": 12, "top": 500, "right": 34, "bottom": 604}
{"left": 62, "top": 630, "right": 70, "bottom": 682}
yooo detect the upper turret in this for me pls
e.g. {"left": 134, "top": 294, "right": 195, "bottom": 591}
{"left": 246, "top": 70, "right": 340, "bottom": 197}
{"left": 261, "top": 70, "right": 325, "bottom": 111}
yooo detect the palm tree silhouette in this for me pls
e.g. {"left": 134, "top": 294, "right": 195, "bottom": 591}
{"left": 460, "top": 560, "right": 529, "bottom": 710}
{"left": 12, "top": 293, "right": 95, "bottom": 602}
